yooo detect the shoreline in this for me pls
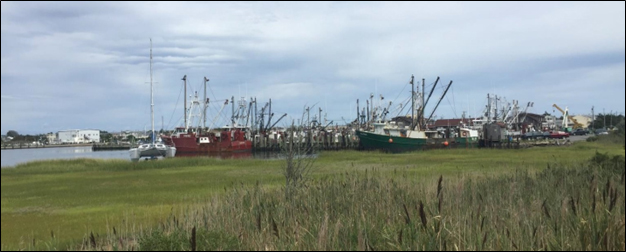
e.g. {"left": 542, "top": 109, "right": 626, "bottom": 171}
{"left": 1, "top": 143, "right": 94, "bottom": 150}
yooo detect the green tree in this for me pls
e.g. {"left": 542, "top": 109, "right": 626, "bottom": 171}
{"left": 100, "top": 131, "right": 113, "bottom": 143}
{"left": 7, "top": 130, "right": 19, "bottom": 138}
{"left": 592, "top": 114, "right": 625, "bottom": 130}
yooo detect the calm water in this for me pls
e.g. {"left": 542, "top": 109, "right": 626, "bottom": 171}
{"left": 1, "top": 147, "right": 299, "bottom": 168}
{"left": 1, "top": 146, "right": 128, "bottom": 168}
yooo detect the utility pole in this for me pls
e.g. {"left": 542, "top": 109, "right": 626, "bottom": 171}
{"left": 591, "top": 106, "right": 595, "bottom": 130}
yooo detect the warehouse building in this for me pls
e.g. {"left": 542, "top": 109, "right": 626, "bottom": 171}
{"left": 56, "top": 130, "right": 100, "bottom": 144}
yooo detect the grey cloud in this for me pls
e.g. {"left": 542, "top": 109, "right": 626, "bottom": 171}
{"left": 2, "top": 2, "right": 624, "bottom": 134}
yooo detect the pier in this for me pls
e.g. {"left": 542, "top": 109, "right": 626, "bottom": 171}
{"left": 1, "top": 143, "right": 92, "bottom": 150}
{"left": 92, "top": 144, "right": 132, "bottom": 151}
{"left": 251, "top": 130, "right": 361, "bottom": 152}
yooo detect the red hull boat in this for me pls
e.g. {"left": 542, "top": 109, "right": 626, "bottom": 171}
{"left": 162, "top": 127, "right": 252, "bottom": 155}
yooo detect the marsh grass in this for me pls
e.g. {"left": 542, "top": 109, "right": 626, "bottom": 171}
{"left": 62, "top": 151, "right": 625, "bottom": 251}
{"left": 2, "top": 141, "right": 624, "bottom": 251}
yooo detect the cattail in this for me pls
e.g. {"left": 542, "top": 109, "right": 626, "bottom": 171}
{"left": 271, "top": 216, "right": 279, "bottom": 239}
{"left": 419, "top": 201, "right": 427, "bottom": 228}
{"left": 90, "top": 232, "right": 97, "bottom": 249}
{"left": 256, "top": 211, "right": 262, "bottom": 232}
{"left": 438, "top": 196, "right": 443, "bottom": 215}
{"left": 397, "top": 229, "right": 403, "bottom": 245}
{"left": 609, "top": 188, "right": 618, "bottom": 212}
{"left": 403, "top": 204, "right": 411, "bottom": 225}
{"left": 570, "top": 196, "right": 578, "bottom": 216}
{"left": 604, "top": 180, "right": 612, "bottom": 204}
{"left": 113, "top": 227, "right": 117, "bottom": 236}
{"left": 481, "top": 217, "right": 486, "bottom": 232}
{"left": 482, "top": 233, "right": 488, "bottom": 248}
{"left": 190, "top": 226, "right": 197, "bottom": 252}
{"left": 542, "top": 200, "right": 551, "bottom": 219}
{"left": 437, "top": 176, "right": 443, "bottom": 198}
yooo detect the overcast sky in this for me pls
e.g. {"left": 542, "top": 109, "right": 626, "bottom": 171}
{"left": 2, "top": 1, "right": 624, "bottom": 135}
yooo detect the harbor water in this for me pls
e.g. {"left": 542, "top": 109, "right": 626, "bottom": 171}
{"left": 1, "top": 146, "right": 127, "bottom": 168}
{"left": 1, "top": 146, "right": 305, "bottom": 168}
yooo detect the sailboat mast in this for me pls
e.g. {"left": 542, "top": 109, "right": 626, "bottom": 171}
{"left": 150, "top": 39, "right": 155, "bottom": 145}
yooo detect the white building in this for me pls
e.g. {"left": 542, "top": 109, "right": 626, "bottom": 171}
{"left": 46, "top": 133, "right": 57, "bottom": 144}
{"left": 56, "top": 130, "right": 100, "bottom": 144}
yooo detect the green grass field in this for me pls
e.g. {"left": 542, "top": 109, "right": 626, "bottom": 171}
{"left": 1, "top": 140, "right": 624, "bottom": 251}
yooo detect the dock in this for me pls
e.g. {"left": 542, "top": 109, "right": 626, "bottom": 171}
{"left": 92, "top": 144, "right": 132, "bottom": 151}
{"left": 251, "top": 130, "right": 361, "bottom": 152}
{"left": 1, "top": 143, "right": 92, "bottom": 150}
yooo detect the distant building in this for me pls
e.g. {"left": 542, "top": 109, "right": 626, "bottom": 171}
{"left": 56, "top": 130, "right": 100, "bottom": 144}
{"left": 46, "top": 133, "right": 57, "bottom": 144}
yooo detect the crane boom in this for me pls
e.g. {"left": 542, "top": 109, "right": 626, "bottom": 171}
{"left": 552, "top": 104, "right": 583, "bottom": 129}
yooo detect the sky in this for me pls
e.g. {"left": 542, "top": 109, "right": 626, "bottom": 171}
{"left": 1, "top": 1, "right": 624, "bottom": 135}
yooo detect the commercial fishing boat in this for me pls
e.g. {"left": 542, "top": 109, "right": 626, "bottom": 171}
{"left": 161, "top": 76, "right": 252, "bottom": 155}
{"left": 356, "top": 75, "right": 472, "bottom": 152}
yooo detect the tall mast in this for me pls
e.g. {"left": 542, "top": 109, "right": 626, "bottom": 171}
{"left": 204, "top": 77, "right": 209, "bottom": 130}
{"left": 150, "top": 39, "right": 155, "bottom": 145}
{"left": 410, "top": 75, "right": 415, "bottom": 130}
{"left": 422, "top": 78, "right": 425, "bottom": 129}
{"left": 182, "top": 75, "right": 187, "bottom": 130}
{"left": 487, "top": 94, "right": 491, "bottom": 123}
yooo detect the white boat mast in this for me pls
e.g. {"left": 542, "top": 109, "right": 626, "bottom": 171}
{"left": 150, "top": 38, "right": 155, "bottom": 145}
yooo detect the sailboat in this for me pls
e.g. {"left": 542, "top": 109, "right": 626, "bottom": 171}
{"left": 130, "top": 39, "right": 176, "bottom": 161}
